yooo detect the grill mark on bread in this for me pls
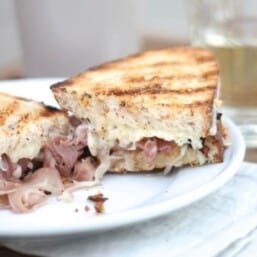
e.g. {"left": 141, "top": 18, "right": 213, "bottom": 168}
{"left": 51, "top": 70, "right": 218, "bottom": 91}
{"left": 96, "top": 84, "right": 216, "bottom": 97}
{"left": 100, "top": 97, "right": 213, "bottom": 112}
{"left": 51, "top": 48, "right": 219, "bottom": 94}
{"left": 126, "top": 72, "right": 217, "bottom": 83}
{"left": 39, "top": 105, "right": 65, "bottom": 117}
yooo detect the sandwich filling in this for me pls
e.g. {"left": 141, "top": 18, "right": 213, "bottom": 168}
{"left": 0, "top": 113, "right": 225, "bottom": 213}
{"left": 75, "top": 114, "right": 225, "bottom": 180}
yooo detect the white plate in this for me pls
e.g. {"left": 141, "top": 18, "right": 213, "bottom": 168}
{"left": 0, "top": 79, "right": 245, "bottom": 239}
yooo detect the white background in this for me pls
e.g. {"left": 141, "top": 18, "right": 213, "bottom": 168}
{"left": 0, "top": 0, "right": 189, "bottom": 77}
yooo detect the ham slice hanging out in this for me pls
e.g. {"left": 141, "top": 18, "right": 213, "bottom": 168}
{"left": 0, "top": 122, "right": 95, "bottom": 213}
{"left": 0, "top": 119, "right": 177, "bottom": 213}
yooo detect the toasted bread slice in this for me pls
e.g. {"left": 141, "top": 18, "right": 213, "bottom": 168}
{"left": 0, "top": 92, "right": 69, "bottom": 162}
{"left": 51, "top": 48, "right": 219, "bottom": 156}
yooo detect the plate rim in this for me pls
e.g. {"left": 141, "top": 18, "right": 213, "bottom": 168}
{"left": 0, "top": 79, "right": 245, "bottom": 238}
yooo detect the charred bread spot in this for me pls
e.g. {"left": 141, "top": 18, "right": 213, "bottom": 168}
{"left": 217, "top": 113, "right": 222, "bottom": 120}
{"left": 0, "top": 100, "right": 19, "bottom": 125}
{"left": 45, "top": 105, "right": 60, "bottom": 112}
{"left": 39, "top": 105, "right": 64, "bottom": 117}
{"left": 44, "top": 190, "right": 52, "bottom": 195}
{"left": 88, "top": 193, "right": 108, "bottom": 202}
{"left": 200, "top": 137, "right": 206, "bottom": 144}
{"left": 200, "top": 145, "right": 209, "bottom": 157}
{"left": 120, "top": 101, "right": 126, "bottom": 107}
{"left": 83, "top": 92, "right": 92, "bottom": 99}
{"left": 88, "top": 193, "right": 108, "bottom": 214}
{"left": 207, "top": 135, "right": 224, "bottom": 162}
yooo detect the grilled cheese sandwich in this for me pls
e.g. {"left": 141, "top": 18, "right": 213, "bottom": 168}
{"left": 51, "top": 47, "right": 226, "bottom": 177}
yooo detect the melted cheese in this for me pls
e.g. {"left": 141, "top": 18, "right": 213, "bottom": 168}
{"left": 209, "top": 104, "right": 217, "bottom": 136}
{"left": 209, "top": 98, "right": 222, "bottom": 136}
{"left": 163, "top": 145, "right": 188, "bottom": 175}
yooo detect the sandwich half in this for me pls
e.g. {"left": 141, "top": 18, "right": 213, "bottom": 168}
{"left": 0, "top": 92, "right": 97, "bottom": 212}
{"left": 51, "top": 47, "right": 226, "bottom": 180}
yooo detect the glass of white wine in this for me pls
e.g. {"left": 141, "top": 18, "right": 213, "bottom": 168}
{"left": 185, "top": 0, "right": 257, "bottom": 148}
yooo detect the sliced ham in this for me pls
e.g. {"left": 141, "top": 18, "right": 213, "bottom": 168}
{"left": 17, "top": 158, "right": 33, "bottom": 173}
{"left": 46, "top": 123, "right": 89, "bottom": 177}
{"left": 0, "top": 154, "right": 17, "bottom": 180}
{"left": 0, "top": 179, "right": 21, "bottom": 195}
{"left": 8, "top": 167, "right": 64, "bottom": 213}
{"left": 46, "top": 137, "right": 83, "bottom": 177}
{"left": 0, "top": 116, "right": 177, "bottom": 213}
{"left": 137, "top": 138, "right": 158, "bottom": 162}
{"left": 73, "top": 157, "right": 97, "bottom": 181}
{"left": 137, "top": 138, "right": 174, "bottom": 161}
{"left": 0, "top": 155, "right": 34, "bottom": 181}
{"left": 24, "top": 167, "right": 64, "bottom": 194}
{"left": 73, "top": 123, "right": 88, "bottom": 146}
{"left": 0, "top": 121, "right": 95, "bottom": 212}
{"left": 43, "top": 147, "right": 57, "bottom": 169}
{"left": 157, "top": 138, "right": 173, "bottom": 154}
{"left": 8, "top": 187, "right": 47, "bottom": 213}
